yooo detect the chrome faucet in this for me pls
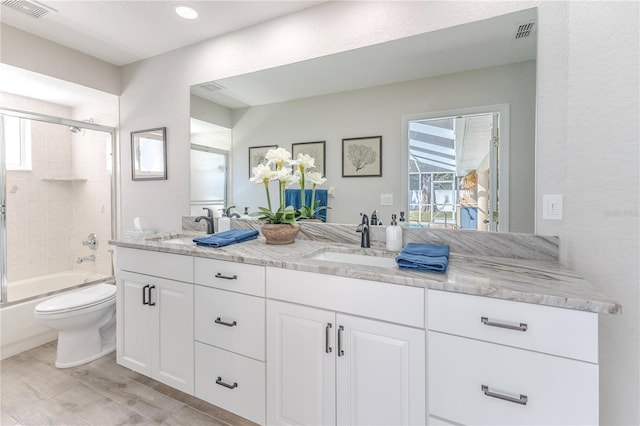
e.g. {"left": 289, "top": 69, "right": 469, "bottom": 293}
{"left": 225, "top": 205, "right": 241, "bottom": 218}
{"left": 195, "top": 207, "right": 215, "bottom": 234}
{"left": 76, "top": 254, "right": 95, "bottom": 264}
{"left": 356, "top": 213, "right": 370, "bottom": 248}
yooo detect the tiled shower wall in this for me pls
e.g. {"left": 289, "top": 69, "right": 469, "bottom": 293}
{"left": 2, "top": 93, "right": 117, "bottom": 282}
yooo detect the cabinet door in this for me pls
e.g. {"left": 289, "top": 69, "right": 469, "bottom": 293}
{"left": 116, "top": 271, "right": 153, "bottom": 376}
{"left": 267, "top": 300, "right": 336, "bottom": 426}
{"left": 153, "top": 277, "right": 194, "bottom": 394}
{"left": 336, "top": 314, "right": 426, "bottom": 426}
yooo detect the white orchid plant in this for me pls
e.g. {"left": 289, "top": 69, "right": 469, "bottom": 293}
{"left": 292, "top": 153, "right": 328, "bottom": 220}
{"left": 249, "top": 148, "right": 328, "bottom": 224}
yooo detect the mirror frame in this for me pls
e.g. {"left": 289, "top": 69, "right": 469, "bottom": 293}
{"left": 131, "top": 127, "right": 167, "bottom": 181}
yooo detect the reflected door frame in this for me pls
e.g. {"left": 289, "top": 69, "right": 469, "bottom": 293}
{"left": 401, "top": 104, "right": 509, "bottom": 232}
{"left": 190, "top": 143, "right": 229, "bottom": 215}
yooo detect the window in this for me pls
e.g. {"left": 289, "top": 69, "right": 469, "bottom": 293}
{"left": 3, "top": 116, "right": 32, "bottom": 171}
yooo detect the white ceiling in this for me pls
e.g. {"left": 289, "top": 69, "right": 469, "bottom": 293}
{"left": 192, "top": 8, "right": 537, "bottom": 109}
{"left": 0, "top": 0, "right": 326, "bottom": 66}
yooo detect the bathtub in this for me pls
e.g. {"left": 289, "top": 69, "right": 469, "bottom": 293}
{"left": 1, "top": 270, "right": 111, "bottom": 359}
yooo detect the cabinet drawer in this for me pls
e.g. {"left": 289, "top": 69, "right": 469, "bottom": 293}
{"left": 116, "top": 247, "right": 193, "bottom": 283}
{"left": 428, "top": 290, "right": 597, "bottom": 362}
{"left": 195, "top": 342, "right": 265, "bottom": 425}
{"left": 428, "top": 332, "right": 598, "bottom": 425}
{"left": 267, "top": 267, "right": 424, "bottom": 328}
{"left": 195, "top": 257, "right": 265, "bottom": 296}
{"left": 195, "top": 286, "right": 265, "bottom": 361}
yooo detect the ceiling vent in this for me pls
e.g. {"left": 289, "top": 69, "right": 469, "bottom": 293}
{"left": 198, "top": 82, "right": 226, "bottom": 92}
{"left": 1, "top": 0, "right": 56, "bottom": 18}
{"left": 515, "top": 21, "right": 536, "bottom": 40}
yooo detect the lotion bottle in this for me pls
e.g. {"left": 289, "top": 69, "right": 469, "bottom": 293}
{"left": 386, "top": 214, "right": 403, "bottom": 252}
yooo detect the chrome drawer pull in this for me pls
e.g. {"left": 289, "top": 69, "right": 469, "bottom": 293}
{"left": 481, "top": 316, "right": 528, "bottom": 332}
{"left": 337, "top": 325, "right": 345, "bottom": 357}
{"left": 481, "top": 384, "right": 528, "bottom": 405}
{"left": 215, "top": 272, "right": 238, "bottom": 280}
{"left": 325, "top": 323, "right": 333, "bottom": 353}
{"left": 216, "top": 377, "right": 238, "bottom": 389}
{"left": 214, "top": 317, "right": 237, "bottom": 327}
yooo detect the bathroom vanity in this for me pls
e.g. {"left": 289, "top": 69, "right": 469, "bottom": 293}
{"left": 110, "top": 230, "right": 619, "bottom": 426}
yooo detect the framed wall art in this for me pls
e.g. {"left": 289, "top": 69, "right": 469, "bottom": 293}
{"left": 342, "top": 136, "right": 382, "bottom": 177}
{"left": 248, "top": 145, "right": 277, "bottom": 177}
{"left": 292, "top": 140, "right": 326, "bottom": 177}
{"left": 131, "top": 127, "right": 167, "bottom": 180}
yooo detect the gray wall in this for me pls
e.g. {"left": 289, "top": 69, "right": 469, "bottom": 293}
{"left": 231, "top": 61, "right": 536, "bottom": 231}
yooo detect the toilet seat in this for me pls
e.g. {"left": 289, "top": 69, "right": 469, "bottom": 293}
{"left": 35, "top": 283, "right": 116, "bottom": 315}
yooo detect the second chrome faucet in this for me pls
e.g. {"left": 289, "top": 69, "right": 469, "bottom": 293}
{"left": 356, "top": 213, "right": 370, "bottom": 248}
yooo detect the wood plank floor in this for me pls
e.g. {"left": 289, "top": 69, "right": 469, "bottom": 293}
{"left": 1, "top": 342, "right": 258, "bottom": 426}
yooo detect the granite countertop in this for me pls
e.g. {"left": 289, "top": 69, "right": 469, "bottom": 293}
{"left": 109, "top": 232, "right": 621, "bottom": 315}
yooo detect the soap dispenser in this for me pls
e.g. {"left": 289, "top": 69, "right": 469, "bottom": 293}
{"left": 398, "top": 211, "right": 407, "bottom": 228}
{"left": 386, "top": 214, "right": 403, "bottom": 252}
{"left": 218, "top": 209, "right": 231, "bottom": 232}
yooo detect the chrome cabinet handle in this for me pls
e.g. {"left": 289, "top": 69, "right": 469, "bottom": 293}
{"left": 214, "top": 317, "right": 237, "bottom": 327}
{"left": 481, "top": 316, "right": 527, "bottom": 332}
{"left": 148, "top": 285, "right": 156, "bottom": 306}
{"left": 216, "top": 377, "right": 238, "bottom": 389}
{"left": 142, "top": 284, "right": 149, "bottom": 305}
{"left": 215, "top": 272, "right": 238, "bottom": 280}
{"left": 481, "top": 384, "right": 528, "bottom": 405}
{"left": 325, "top": 323, "right": 333, "bottom": 353}
{"left": 337, "top": 325, "right": 344, "bottom": 357}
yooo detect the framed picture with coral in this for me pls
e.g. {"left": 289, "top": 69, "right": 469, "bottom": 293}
{"left": 342, "top": 136, "right": 382, "bottom": 177}
{"left": 292, "top": 141, "right": 326, "bottom": 177}
{"left": 248, "top": 145, "right": 277, "bottom": 177}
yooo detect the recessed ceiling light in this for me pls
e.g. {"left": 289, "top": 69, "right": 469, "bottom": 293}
{"left": 176, "top": 6, "right": 198, "bottom": 20}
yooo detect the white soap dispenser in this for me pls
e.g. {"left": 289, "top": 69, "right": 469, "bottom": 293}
{"left": 386, "top": 214, "right": 403, "bottom": 252}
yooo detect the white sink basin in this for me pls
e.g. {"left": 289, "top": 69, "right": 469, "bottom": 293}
{"left": 160, "top": 238, "right": 193, "bottom": 245}
{"left": 146, "top": 234, "right": 196, "bottom": 245}
{"left": 308, "top": 250, "right": 397, "bottom": 268}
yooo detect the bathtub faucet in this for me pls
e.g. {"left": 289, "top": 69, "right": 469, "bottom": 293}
{"left": 76, "top": 255, "right": 96, "bottom": 264}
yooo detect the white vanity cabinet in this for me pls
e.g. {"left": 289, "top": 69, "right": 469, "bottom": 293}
{"left": 115, "top": 248, "right": 194, "bottom": 394}
{"left": 427, "top": 289, "right": 599, "bottom": 425}
{"left": 266, "top": 267, "right": 426, "bottom": 426}
{"left": 193, "top": 257, "right": 266, "bottom": 425}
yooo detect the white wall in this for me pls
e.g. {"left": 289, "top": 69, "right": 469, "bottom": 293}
{"left": 562, "top": 2, "right": 638, "bottom": 423}
{"left": 0, "top": 24, "right": 120, "bottom": 95}
{"left": 2, "top": 1, "right": 638, "bottom": 424}
{"left": 231, "top": 61, "right": 536, "bottom": 229}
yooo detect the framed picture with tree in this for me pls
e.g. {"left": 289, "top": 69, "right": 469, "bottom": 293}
{"left": 248, "top": 145, "right": 277, "bottom": 177}
{"left": 292, "top": 140, "right": 326, "bottom": 177}
{"left": 342, "top": 136, "right": 382, "bottom": 177}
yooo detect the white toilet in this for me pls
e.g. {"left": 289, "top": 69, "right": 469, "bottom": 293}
{"left": 34, "top": 283, "right": 117, "bottom": 368}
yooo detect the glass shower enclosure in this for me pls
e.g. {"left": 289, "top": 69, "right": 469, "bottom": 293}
{"left": 0, "top": 107, "right": 117, "bottom": 305}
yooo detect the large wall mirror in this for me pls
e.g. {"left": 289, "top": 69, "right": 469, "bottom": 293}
{"left": 190, "top": 8, "right": 537, "bottom": 232}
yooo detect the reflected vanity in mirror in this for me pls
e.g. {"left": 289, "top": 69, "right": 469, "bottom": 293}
{"left": 131, "top": 127, "right": 167, "bottom": 180}
{"left": 189, "top": 8, "right": 537, "bottom": 233}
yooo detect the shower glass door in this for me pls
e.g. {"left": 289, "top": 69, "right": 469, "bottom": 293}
{"left": 0, "top": 109, "right": 116, "bottom": 305}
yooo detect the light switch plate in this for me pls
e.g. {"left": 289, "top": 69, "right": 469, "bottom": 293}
{"left": 543, "top": 194, "right": 563, "bottom": 220}
{"left": 380, "top": 194, "right": 393, "bottom": 205}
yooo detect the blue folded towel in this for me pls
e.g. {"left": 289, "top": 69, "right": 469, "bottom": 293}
{"left": 401, "top": 242, "right": 450, "bottom": 258}
{"left": 395, "top": 243, "right": 450, "bottom": 272}
{"left": 193, "top": 229, "right": 259, "bottom": 248}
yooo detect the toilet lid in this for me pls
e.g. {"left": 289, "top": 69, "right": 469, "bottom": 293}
{"left": 35, "top": 283, "right": 116, "bottom": 314}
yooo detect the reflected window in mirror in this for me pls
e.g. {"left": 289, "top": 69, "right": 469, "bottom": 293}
{"left": 407, "top": 110, "right": 502, "bottom": 231}
{"left": 190, "top": 145, "right": 228, "bottom": 216}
